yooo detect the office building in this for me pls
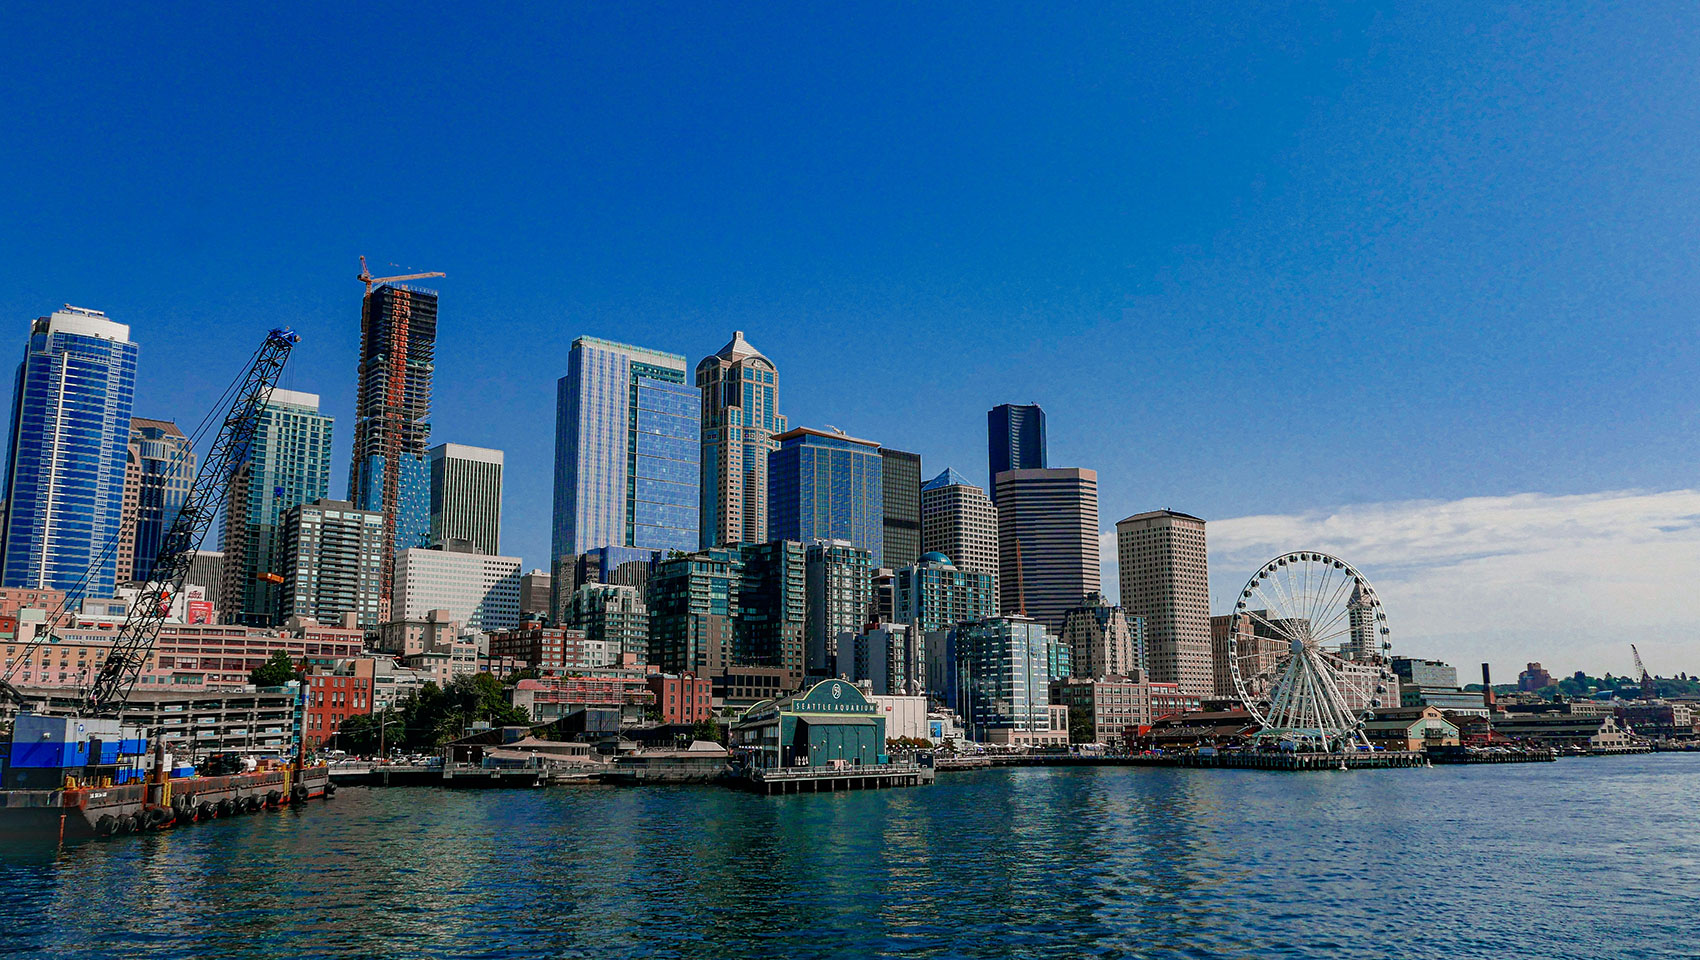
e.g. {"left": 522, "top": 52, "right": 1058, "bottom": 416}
{"left": 566, "top": 582, "right": 649, "bottom": 663}
{"left": 0, "top": 306, "right": 138, "bottom": 602}
{"left": 278, "top": 499, "right": 386, "bottom": 629}
{"left": 645, "top": 541, "right": 806, "bottom": 690}
{"left": 993, "top": 468, "right": 1099, "bottom": 631}
{"left": 893, "top": 552, "right": 997, "bottom": 638}
{"left": 953, "top": 615, "right": 1069, "bottom": 745}
{"left": 429, "top": 442, "right": 503, "bottom": 555}
{"left": 879, "top": 447, "right": 923, "bottom": 569}
{"left": 804, "top": 540, "right": 872, "bottom": 676}
{"left": 348, "top": 282, "right": 439, "bottom": 620}
{"left": 769, "top": 426, "right": 884, "bottom": 564}
{"left": 1116, "top": 510, "right": 1212, "bottom": 698}
{"left": 185, "top": 551, "right": 223, "bottom": 600}
{"left": 1052, "top": 676, "right": 1153, "bottom": 744}
{"left": 920, "top": 468, "right": 998, "bottom": 606}
{"left": 1210, "top": 613, "right": 1278, "bottom": 701}
{"left": 850, "top": 623, "right": 917, "bottom": 696}
{"left": 986, "top": 403, "right": 1045, "bottom": 502}
{"left": 392, "top": 546, "right": 522, "bottom": 632}
{"left": 738, "top": 539, "right": 807, "bottom": 686}
{"left": 552, "top": 337, "right": 700, "bottom": 614}
{"left": 117, "top": 418, "right": 196, "bottom": 584}
{"left": 520, "top": 569, "right": 551, "bottom": 620}
{"left": 1060, "top": 592, "right": 1145, "bottom": 681}
{"left": 220, "top": 389, "right": 334, "bottom": 626}
{"left": 696, "top": 330, "right": 786, "bottom": 549}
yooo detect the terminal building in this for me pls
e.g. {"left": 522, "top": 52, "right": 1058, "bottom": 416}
{"left": 730, "top": 679, "right": 887, "bottom": 771}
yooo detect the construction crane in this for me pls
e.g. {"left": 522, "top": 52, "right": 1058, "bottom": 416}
{"left": 358, "top": 255, "right": 445, "bottom": 294}
{"left": 1631, "top": 643, "right": 1657, "bottom": 701}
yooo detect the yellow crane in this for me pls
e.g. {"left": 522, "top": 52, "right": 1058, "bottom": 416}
{"left": 358, "top": 255, "right": 445, "bottom": 294}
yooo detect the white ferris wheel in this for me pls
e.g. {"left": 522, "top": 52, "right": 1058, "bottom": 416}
{"left": 1227, "top": 551, "right": 1394, "bottom": 751}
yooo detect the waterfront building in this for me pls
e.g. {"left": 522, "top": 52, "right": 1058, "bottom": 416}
{"left": 278, "top": 499, "right": 386, "bottom": 629}
{"left": 567, "top": 582, "right": 650, "bottom": 663}
{"left": 220, "top": 389, "right": 334, "bottom": 626}
{"left": 508, "top": 669, "right": 657, "bottom": 724}
{"left": 645, "top": 541, "right": 806, "bottom": 690}
{"left": 1489, "top": 712, "right": 1641, "bottom": 752}
{"left": 348, "top": 282, "right": 439, "bottom": 621}
{"left": 520, "top": 569, "right": 551, "bottom": 620}
{"left": 21, "top": 684, "right": 306, "bottom": 757}
{"left": 804, "top": 539, "right": 872, "bottom": 676}
{"left": 487, "top": 624, "right": 617, "bottom": 671}
{"left": 696, "top": 331, "right": 786, "bottom": 549}
{"left": 1148, "top": 681, "right": 1202, "bottom": 719}
{"left": 0, "top": 306, "right": 138, "bottom": 603}
{"left": 871, "top": 694, "right": 930, "bottom": 741}
{"left": 1362, "top": 706, "right": 1460, "bottom": 751}
{"left": 1059, "top": 592, "right": 1145, "bottom": 681}
{"left": 117, "top": 418, "right": 195, "bottom": 584}
{"left": 647, "top": 672, "right": 714, "bottom": 725}
{"left": 552, "top": 337, "right": 700, "bottom": 615}
{"left": 730, "top": 678, "right": 887, "bottom": 770}
{"left": 919, "top": 468, "right": 998, "bottom": 606}
{"left": 993, "top": 468, "right": 1099, "bottom": 630}
{"left": 849, "top": 623, "right": 916, "bottom": 696}
{"left": 879, "top": 448, "right": 923, "bottom": 569}
{"left": 986, "top": 403, "right": 1046, "bottom": 503}
{"left": 1115, "top": 509, "right": 1212, "bottom": 697}
{"left": 429, "top": 442, "right": 503, "bottom": 555}
{"left": 1392, "top": 657, "right": 1459, "bottom": 688}
{"left": 392, "top": 546, "right": 522, "bottom": 632}
{"left": 303, "top": 658, "right": 376, "bottom": 749}
{"left": 952, "top": 615, "right": 1067, "bottom": 745}
{"left": 893, "top": 552, "right": 996, "bottom": 639}
{"left": 769, "top": 427, "right": 884, "bottom": 564}
{"left": 1051, "top": 676, "right": 1152, "bottom": 743}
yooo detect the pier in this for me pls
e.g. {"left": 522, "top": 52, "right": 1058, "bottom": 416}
{"left": 327, "top": 762, "right": 551, "bottom": 788}
{"left": 738, "top": 762, "right": 934, "bottom": 795}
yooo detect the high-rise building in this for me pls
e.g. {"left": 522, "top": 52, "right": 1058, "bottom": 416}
{"left": 392, "top": 546, "right": 522, "bottom": 632}
{"left": 952, "top": 615, "right": 1068, "bottom": 745}
{"left": 1116, "top": 510, "right": 1212, "bottom": 698}
{"left": 279, "top": 499, "right": 386, "bottom": 629}
{"left": 893, "top": 552, "right": 997, "bottom": 638}
{"left": 0, "top": 306, "right": 138, "bottom": 603}
{"left": 737, "top": 539, "right": 807, "bottom": 687}
{"left": 1059, "top": 592, "right": 1145, "bottom": 681}
{"left": 986, "top": 403, "right": 1045, "bottom": 502}
{"left": 519, "top": 569, "right": 551, "bottom": 620}
{"left": 185, "top": 550, "right": 224, "bottom": 600}
{"left": 645, "top": 541, "right": 806, "bottom": 690}
{"left": 992, "top": 468, "right": 1099, "bottom": 631}
{"left": 696, "top": 331, "right": 786, "bottom": 549}
{"left": 566, "top": 582, "right": 649, "bottom": 663}
{"left": 850, "top": 623, "right": 917, "bottom": 696}
{"left": 804, "top": 539, "right": 872, "bottom": 676}
{"left": 117, "top": 419, "right": 196, "bottom": 584}
{"left": 220, "top": 389, "right": 334, "bottom": 626}
{"left": 1345, "top": 582, "right": 1385, "bottom": 662}
{"left": 769, "top": 427, "right": 884, "bottom": 564}
{"left": 878, "top": 448, "right": 922, "bottom": 570}
{"left": 920, "top": 468, "right": 998, "bottom": 607}
{"left": 429, "top": 443, "right": 502, "bottom": 555}
{"left": 552, "top": 337, "right": 700, "bottom": 615}
{"left": 348, "top": 282, "right": 439, "bottom": 621}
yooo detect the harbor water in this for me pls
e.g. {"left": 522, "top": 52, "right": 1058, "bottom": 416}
{"left": 3, "top": 754, "right": 1696, "bottom": 958}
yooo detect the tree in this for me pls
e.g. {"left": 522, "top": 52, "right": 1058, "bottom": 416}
{"left": 1068, "top": 708, "right": 1096, "bottom": 746}
{"left": 690, "top": 719, "right": 725, "bottom": 744}
{"left": 504, "top": 667, "right": 540, "bottom": 685}
{"left": 249, "top": 651, "right": 298, "bottom": 688}
{"left": 335, "top": 713, "right": 382, "bottom": 755}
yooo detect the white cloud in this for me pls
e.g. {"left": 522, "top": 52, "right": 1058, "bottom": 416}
{"left": 1101, "top": 490, "right": 1700, "bottom": 681}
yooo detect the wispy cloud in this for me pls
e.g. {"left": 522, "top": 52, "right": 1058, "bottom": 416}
{"left": 1101, "top": 490, "right": 1700, "bottom": 680}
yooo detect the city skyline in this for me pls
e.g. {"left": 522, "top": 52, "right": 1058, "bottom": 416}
{"left": 1, "top": 5, "right": 1696, "bottom": 678}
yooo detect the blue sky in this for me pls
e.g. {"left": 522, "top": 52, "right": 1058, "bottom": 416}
{"left": 2, "top": 3, "right": 1697, "bottom": 674}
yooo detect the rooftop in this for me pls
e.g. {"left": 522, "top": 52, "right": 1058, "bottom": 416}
{"left": 921, "top": 467, "right": 976, "bottom": 491}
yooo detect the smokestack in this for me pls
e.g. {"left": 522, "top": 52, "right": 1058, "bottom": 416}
{"left": 1481, "top": 663, "right": 1496, "bottom": 712}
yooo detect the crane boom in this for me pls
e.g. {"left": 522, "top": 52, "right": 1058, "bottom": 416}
{"left": 1631, "top": 643, "right": 1655, "bottom": 701}
{"left": 80, "top": 328, "right": 300, "bottom": 713}
{"left": 359, "top": 255, "right": 445, "bottom": 294}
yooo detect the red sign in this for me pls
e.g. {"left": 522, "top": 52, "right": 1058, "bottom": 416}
{"left": 186, "top": 601, "right": 213, "bottom": 625}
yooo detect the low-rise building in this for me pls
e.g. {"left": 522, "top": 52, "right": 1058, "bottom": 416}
{"left": 303, "top": 659, "right": 376, "bottom": 749}
{"left": 730, "top": 679, "right": 887, "bottom": 771}
{"left": 1363, "top": 705, "right": 1460, "bottom": 751}
{"left": 508, "top": 669, "right": 656, "bottom": 724}
{"left": 14, "top": 684, "right": 305, "bottom": 759}
{"left": 647, "top": 673, "right": 714, "bottom": 725}
{"left": 1051, "top": 676, "right": 1151, "bottom": 744}
{"left": 1491, "top": 712, "right": 1643, "bottom": 752}
{"left": 487, "top": 623, "right": 616, "bottom": 671}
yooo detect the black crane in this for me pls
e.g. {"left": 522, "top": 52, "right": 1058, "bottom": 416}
{"left": 0, "top": 328, "right": 299, "bottom": 715}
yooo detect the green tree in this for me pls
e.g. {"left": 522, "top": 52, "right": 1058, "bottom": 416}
{"left": 335, "top": 713, "right": 382, "bottom": 755}
{"left": 249, "top": 651, "right": 298, "bottom": 688}
{"left": 689, "top": 719, "right": 725, "bottom": 744}
{"left": 1068, "top": 708, "right": 1095, "bottom": 745}
{"left": 504, "top": 668, "right": 540, "bottom": 685}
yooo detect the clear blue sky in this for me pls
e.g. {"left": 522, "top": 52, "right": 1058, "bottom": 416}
{"left": 2, "top": 3, "right": 1696, "bottom": 583}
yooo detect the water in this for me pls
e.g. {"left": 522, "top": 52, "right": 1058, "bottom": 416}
{"left": 3, "top": 756, "right": 1697, "bottom": 959}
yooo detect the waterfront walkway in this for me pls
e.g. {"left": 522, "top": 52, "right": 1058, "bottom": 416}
{"left": 738, "top": 762, "right": 934, "bottom": 794}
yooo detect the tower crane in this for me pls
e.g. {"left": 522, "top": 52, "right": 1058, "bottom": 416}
{"left": 0, "top": 328, "right": 300, "bottom": 714}
{"left": 358, "top": 255, "right": 445, "bottom": 294}
{"left": 1631, "top": 643, "right": 1656, "bottom": 701}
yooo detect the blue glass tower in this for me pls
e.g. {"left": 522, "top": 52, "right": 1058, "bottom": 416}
{"left": 552, "top": 337, "right": 700, "bottom": 614}
{"left": 0, "top": 306, "right": 138, "bottom": 602}
{"left": 987, "top": 403, "right": 1046, "bottom": 502}
{"left": 125, "top": 418, "right": 196, "bottom": 583}
{"left": 768, "top": 427, "right": 884, "bottom": 566}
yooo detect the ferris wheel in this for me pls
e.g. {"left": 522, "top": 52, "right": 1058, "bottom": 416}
{"left": 1227, "top": 551, "right": 1394, "bottom": 751}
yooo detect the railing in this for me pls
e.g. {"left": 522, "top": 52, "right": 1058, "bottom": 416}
{"left": 753, "top": 762, "right": 922, "bottom": 781}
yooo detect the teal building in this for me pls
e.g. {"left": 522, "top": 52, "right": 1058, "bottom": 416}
{"left": 731, "top": 679, "right": 887, "bottom": 771}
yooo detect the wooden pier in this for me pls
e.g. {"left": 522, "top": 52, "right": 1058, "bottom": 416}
{"left": 738, "top": 762, "right": 934, "bottom": 795}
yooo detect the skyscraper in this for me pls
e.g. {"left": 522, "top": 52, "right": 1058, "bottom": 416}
{"left": 429, "top": 442, "right": 503, "bottom": 555}
{"left": 804, "top": 539, "right": 872, "bottom": 676}
{"left": 920, "top": 468, "right": 999, "bottom": 607}
{"left": 279, "top": 498, "right": 387, "bottom": 629}
{"left": 878, "top": 447, "right": 922, "bottom": 569}
{"left": 1115, "top": 509, "right": 1212, "bottom": 698}
{"left": 696, "top": 331, "right": 786, "bottom": 549}
{"left": 768, "top": 427, "right": 884, "bottom": 564}
{"left": 1059, "top": 592, "right": 1145, "bottom": 681}
{"left": 220, "top": 389, "right": 333, "bottom": 625}
{"left": 349, "top": 282, "right": 438, "bottom": 621}
{"left": 0, "top": 306, "right": 138, "bottom": 602}
{"left": 552, "top": 337, "right": 701, "bottom": 615}
{"left": 893, "top": 552, "right": 997, "bottom": 638}
{"left": 119, "top": 418, "right": 196, "bottom": 584}
{"left": 993, "top": 468, "right": 1100, "bottom": 631}
{"left": 952, "top": 614, "right": 1068, "bottom": 745}
{"left": 986, "top": 403, "right": 1045, "bottom": 502}
{"left": 644, "top": 540, "right": 806, "bottom": 689}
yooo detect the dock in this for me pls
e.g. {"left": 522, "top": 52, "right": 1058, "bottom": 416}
{"left": 935, "top": 751, "right": 1437, "bottom": 773}
{"left": 328, "top": 762, "right": 552, "bottom": 788}
{"left": 737, "top": 762, "right": 934, "bottom": 795}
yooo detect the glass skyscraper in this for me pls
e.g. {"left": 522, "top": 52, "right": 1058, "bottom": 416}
{"left": 552, "top": 337, "right": 700, "bottom": 614}
{"left": 768, "top": 427, "right": 884, "bottom": 566}
{"left": 219, "top": 389, "right": 333, "bottom": 625}
{"left": 0, "top": 306, "right": 138, "bottom": 602}
{"left": 122, "top": 418, "right": 196, "bottom": 583}
{"left": 696, "top": 331, "right": 786, "bottom": 549}
{"left": 987, "top": 403, "right": 1046, "bottom": 502}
